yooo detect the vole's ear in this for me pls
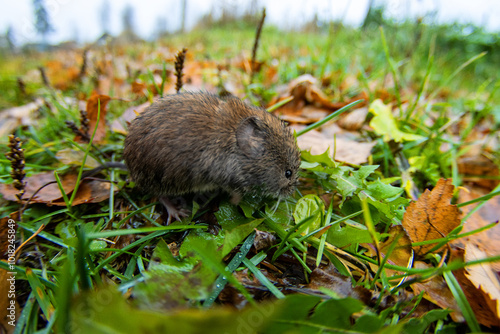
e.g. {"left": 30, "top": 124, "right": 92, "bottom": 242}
{"left": 236, "top": 116, "right": 266, "bottom": 159}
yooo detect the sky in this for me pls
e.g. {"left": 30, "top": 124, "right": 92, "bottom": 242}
{"left": 1, "top": 0, "right": 500, "bottom": 45}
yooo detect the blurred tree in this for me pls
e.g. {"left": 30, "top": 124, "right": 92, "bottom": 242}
{"left": 100, "top": 0, "right": 111, "bottom": 35}
{"left": 6, "top": 26, "right": 15, "bottom": 52}
{"left": 155, "top": 16, "right": 168, "bottom": 39}
{"left": 32, "top": 0, "right": 54, "bottom": 43}
{"left": 180, "top": 0, "right": 187, "bottom": 33}
{"left": 362, "top": 0, "right": 384, "bottom": 30}
{"left": 121, "top": 4, "right": 140, "bottom": 42}
{"left": 123, "top": 4, "right": 134, "bottom": 34}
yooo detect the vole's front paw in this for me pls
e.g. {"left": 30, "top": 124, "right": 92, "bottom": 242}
{"left": 159, "top": 197, "right": 190, "bottom": 225}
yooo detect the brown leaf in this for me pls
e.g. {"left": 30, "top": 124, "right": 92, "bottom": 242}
{"left": 337, "top": 107, "right": 369, "bottom": 131}
{"left": 464, "top": 244, "right": 500, "bottom": 319}
{"left": 0, "top": 213, "right": 18, "bottom": 260}
{"left": 411, "top": 261, "right": 464, "bottom": 323}
{"left": 0, "top": 98, "right": 45, "bottom": 138}
{"left": 450, "top": 247, "right": 500, "bottom": 327}
{"left": 363, "top": 225, "right": 413, "bottom": 281}
{"left": 458, "top": 155, "right": 499, "bottom": 190}
{"left": 0, "top": 172, "right": 77, "bottom": 204}
{"left": 402, "top": 178, "right": 460, "bottom": 256}
{"left": 0, "top": 172, "right": 114, "bottom": 206}
{"left": 455, "top": 187, "right": 500, "bottom": 271}
{"left": 51, "top": 179, "right": 114, "bottom": 206}
{"left": 0, "top": 268, "right": 19, "bottom": 333}
{"left": 270, "top": 74, "right": 365, "bottom": 118}
{"left": 75, "top": 92, "right": 111, "bottom": 143}
{"left": 307, "top": 264, "right": 372, "bottom": 304}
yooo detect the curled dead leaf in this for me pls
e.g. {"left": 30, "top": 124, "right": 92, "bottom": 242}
{"left": 402, "top": 178, "right": 460, "bottom": 256}
{"left": 270, "top": 74, "right": 366, "bottom": 118}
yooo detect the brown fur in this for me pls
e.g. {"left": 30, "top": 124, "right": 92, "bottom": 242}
{"left": 123, "top": 92, "right": 300, "bottom": 200}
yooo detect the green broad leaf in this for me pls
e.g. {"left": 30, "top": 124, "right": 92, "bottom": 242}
{"left": 301, "top": 149, "right": 338, "bottom": 167}
{"left": 149, "top": 239, "right": 192, "bottom": 271}
{"left": 369, "top": 99, "right": 425, "bottom": 142}
{"left": 70, "top": 288, "right": 274, "bottom": 334}
{"left": 356, "top": 165, "right": 380, "bottom": 181}
{"left": 262, "top": 294, "right": 322, "bottom": 334}
{"left": 222, "top": 218, "right": 264, "bottom": 256}
{"left": 55, "top": 220, "right": 95, "bottom": 248}
{"left": 308, "top": 298, "right": 365, "bottom": 329}
{"left": 362, "top": 195, "right": 409, "bottom": 221}
{"left": 351, "top": 314, "right": 385, "bottom": 333}
{"left": 364, "top": 179, "right": 404, "bottom": 200}
{"left": 408, "top": 156, "right": 441, "bottom": 184}
{"left": 293, "top": 194, "right": 325, "bottom": 235}
{"left": 89, "top": 239, "right": 107, "bottom": 251}
{"left": 402, "top": 309, "right": 451, "bottom": 334}
{"left": 326, "top": 220, "right": 373, "bottom": 248}
{"left": 135, "top": 238, "right": 219, "bottom": 307}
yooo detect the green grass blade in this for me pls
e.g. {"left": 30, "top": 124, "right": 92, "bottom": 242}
{"left": 243, "top": 258, "right": 285, "bottom": 299}
{"left": 443, "top": 270, "right": 481, "bottom": 332}
{"left": 203, "top": 231, "right": 256, "bottom": 308}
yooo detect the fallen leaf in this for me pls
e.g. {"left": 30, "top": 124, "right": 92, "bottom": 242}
{"left": 458, "top": 155, "right": 499, "bottom": 190}
{"left": 0, "top": 98, "right": 45, "bottom": 138}
{"left": 0, "top": 172, "right": 114, "bottom": 206}
{"left": 0, "top": 213, "right": 18, "bottom": 259}
{"left": 55, "top": 148, "right": 100, "bottom": 168}
{"left": 450, "top": 247, "right": 500, "bottom": 327}
{"left": 270, "top": 74, "right": 364, "bottom": 117}
{"left": 294, "top": 127, "right": 376, "bottom": 165}
{"left": 0, "top": 268, "right": 19, "bottom": 334}
{"left": 337, "top": 107, "right": 369, "bottom": 131}
{"left": 363, "top": 225, "right": 413, "bottom": 281}
{"left": 402, "top": 178, "right": 461, "bottom": 256}
{"left": 411, "top": 261, "right": 464, "bottom": 323}
{"left": 50, "top": 179, "right": 114, "bottom": 206}
{"left": 307, "top": 264, "right": 372, "bottom": 304}
{"left": 76, "top": 93, "right": 111, "bottom": 143}
{"left": 456, "top": 187, "right": 500, "bottom": 271}
{"left": 0, "top": 172, "right": 77, "bottom": 204}
{"left": 464, "top": 243, "right": 500, "bottom": 318}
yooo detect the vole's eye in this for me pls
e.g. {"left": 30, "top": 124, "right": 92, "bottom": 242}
{"left": 285, "top": 170, "right": 292, "bottom": 179}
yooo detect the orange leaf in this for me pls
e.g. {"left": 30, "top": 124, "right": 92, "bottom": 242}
{"left": 402, "top": 178, "right": 460, "bottom": 256}
{"left": 76, "top": 92, "right": 111, "bottom": 143}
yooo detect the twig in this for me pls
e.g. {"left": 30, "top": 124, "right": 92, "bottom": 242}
{"left": 38, "top": 66, "right": 51, "bottom": 88}
{"left": 78, "top": 48, "right": 89, "bottom": 83}
{"left": 250, "top": 8, "right": 266, "bottom": 82}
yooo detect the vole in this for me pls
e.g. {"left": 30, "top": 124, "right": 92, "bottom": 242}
{"left": 123, "top": 92, "right": 301, "bottom": 223}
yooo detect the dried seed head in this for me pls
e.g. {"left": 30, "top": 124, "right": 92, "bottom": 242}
{"left": 6, "top": 135, "right": 26, "bottom": 201}
{"left": 174, "top": 48, "right": 188, "bottom": 94}
{"left": 80, "top": 110, "right": 90, "bottom": 136}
